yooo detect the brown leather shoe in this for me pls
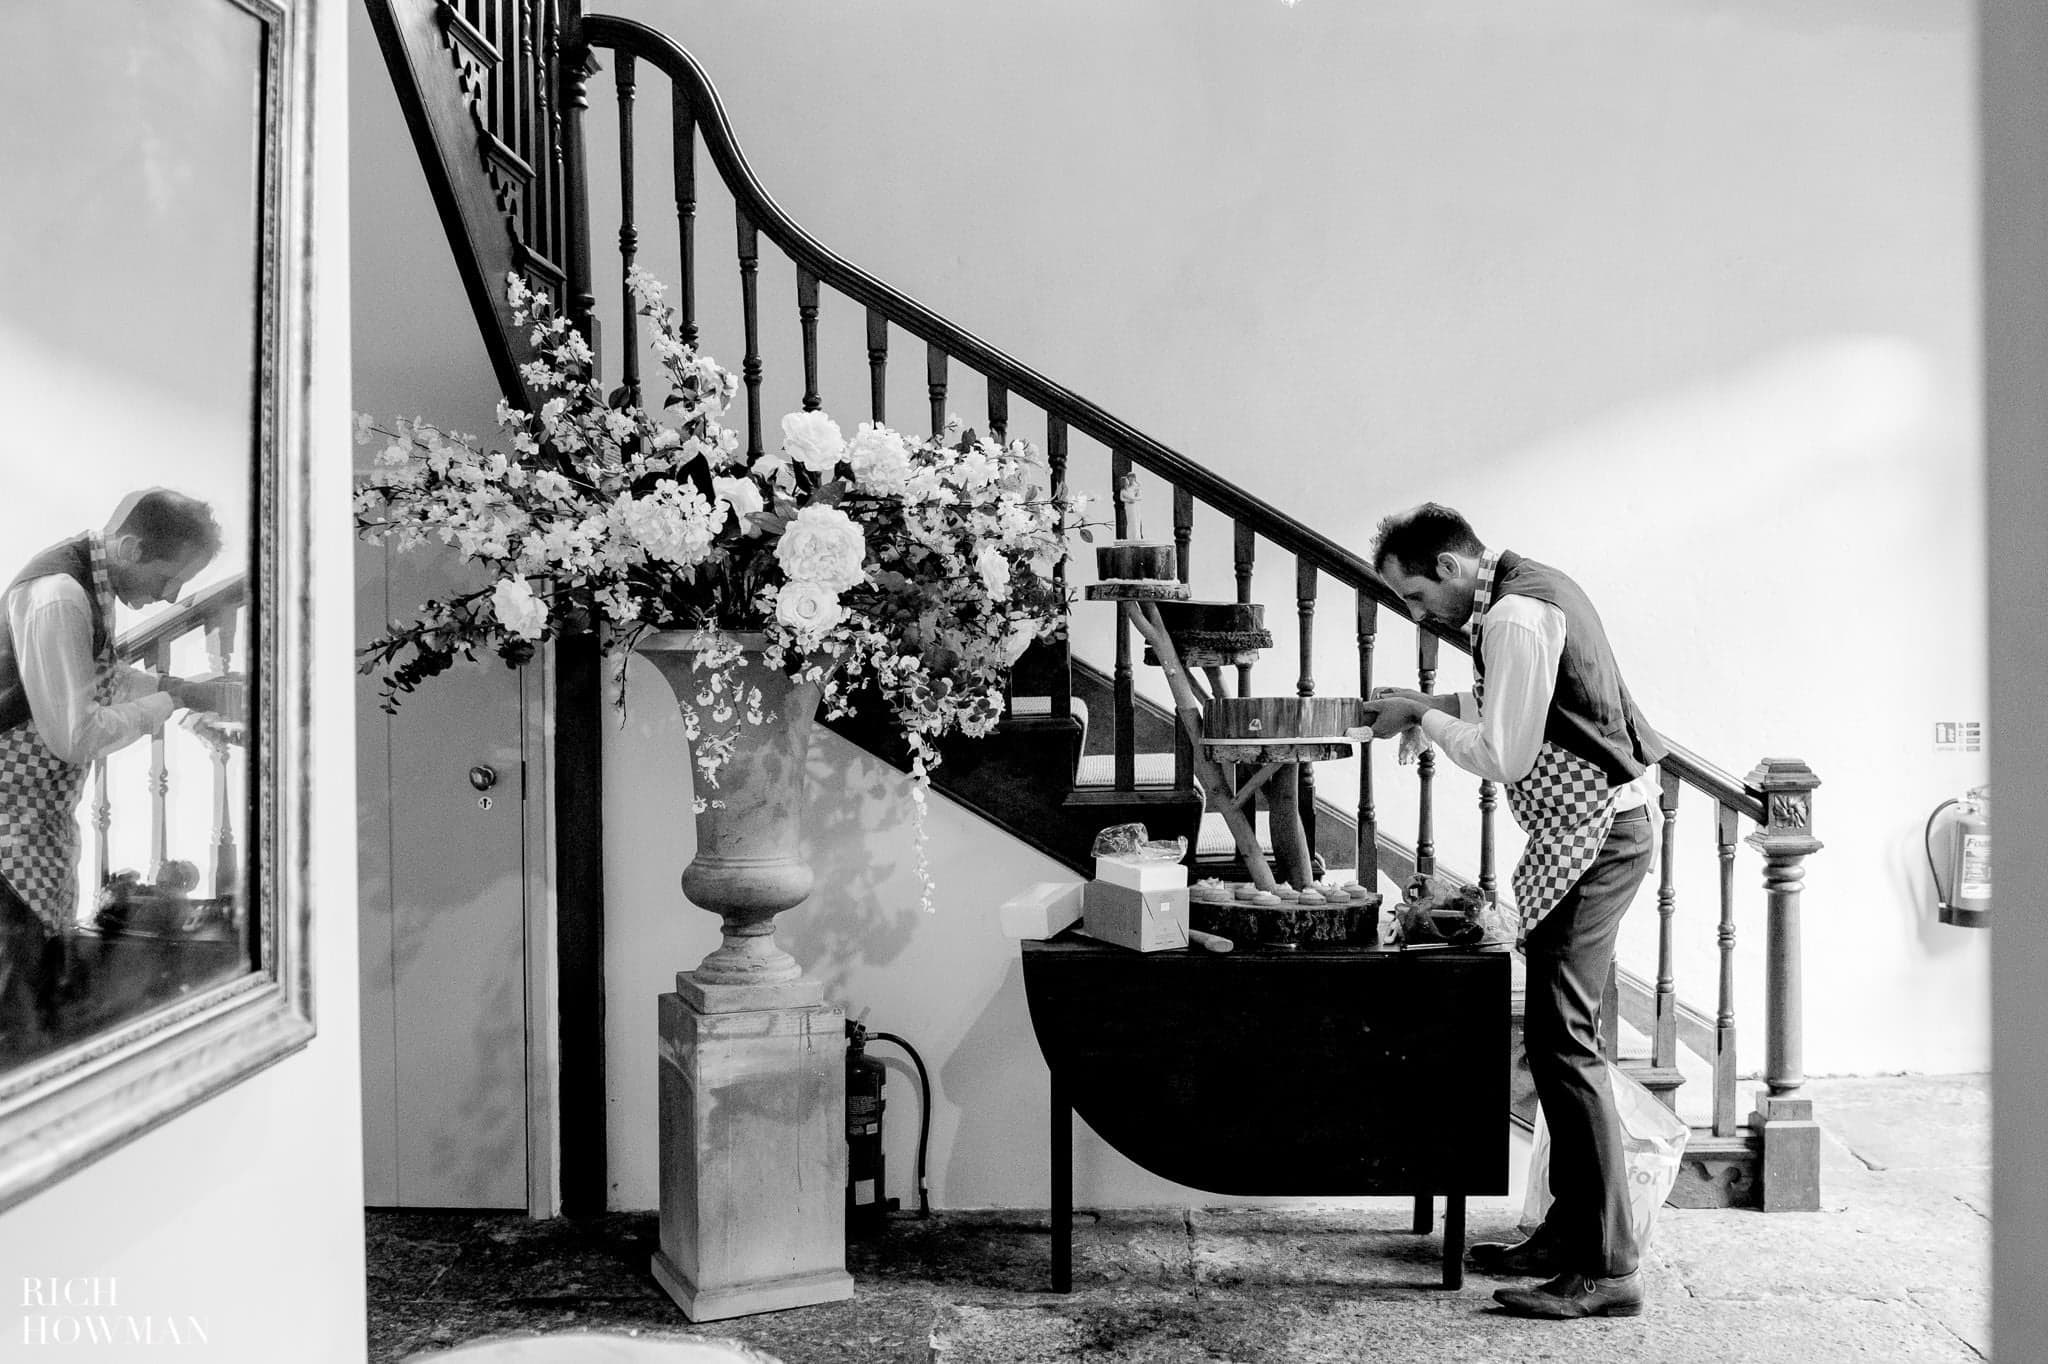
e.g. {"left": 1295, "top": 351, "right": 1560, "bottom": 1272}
{"left": 1468, "top": 1234, "right": 1563, "bottom": 1277}
{"left": 1493, "top": 1269, "right": 1645, "bottom": 1319}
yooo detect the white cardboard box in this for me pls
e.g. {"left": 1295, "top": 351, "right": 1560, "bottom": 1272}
{"left": 1093, "top": 854, "right": 1189, "bottom": 893}
{"left": 999, "top": 881, "right": 1087, "bottom": 940}
{"left": 1083, "top": 880, "right": 1190, "bottom": 952}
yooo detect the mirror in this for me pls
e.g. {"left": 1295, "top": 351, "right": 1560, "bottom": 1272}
{"left": 0, "top": 0, "right": 316, "bottom": 1211}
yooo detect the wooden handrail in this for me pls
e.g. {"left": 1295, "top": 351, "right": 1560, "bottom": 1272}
{"left": 113, "top": 577, "right": 248, "bottom": 661}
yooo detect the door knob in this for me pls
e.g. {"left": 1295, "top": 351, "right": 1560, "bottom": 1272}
{"left": 468, "top": 765, "right": 498, "bottom": 791}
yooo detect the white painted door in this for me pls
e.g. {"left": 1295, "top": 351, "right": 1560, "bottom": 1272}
{"left": 357, "top": 540, "right": 532, "bottom": 1208}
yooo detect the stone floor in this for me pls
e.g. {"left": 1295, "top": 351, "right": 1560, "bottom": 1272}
{"left": 370, "top": 1074, "right": 1990, "bottom": 1364}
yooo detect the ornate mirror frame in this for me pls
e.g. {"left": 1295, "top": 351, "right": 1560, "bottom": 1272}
{"left": 0, "top": 0, "right": 317, "bottom": 1213}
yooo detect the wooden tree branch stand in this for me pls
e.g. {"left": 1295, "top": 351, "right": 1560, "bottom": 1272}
{"left": 1118, "top": 598, "right": 1345, "bottom": 893}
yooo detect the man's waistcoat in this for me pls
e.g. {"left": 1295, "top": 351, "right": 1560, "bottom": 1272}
{"left": 0, "top": 537, "right": 109, "bottom": 737}
{"left": 1475, "top": 550, "right": 1667, "bottom": 786}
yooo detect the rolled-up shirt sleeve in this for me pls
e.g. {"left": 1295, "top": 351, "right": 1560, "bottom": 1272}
{"left": 6, "top": 578, "right": 175, "bottom": 765}
{"left": 1415, "top": 595, "right": 1566, "bottom": 785}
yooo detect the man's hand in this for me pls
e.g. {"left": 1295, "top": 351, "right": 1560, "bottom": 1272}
{"left": 1358, "top": 696, "right": 1427, "bottom": 739}
{"left": 162, "top": 673, "right": 244, "bottom": 717}
{"left": 1370, "top": 686, "right": 1457, "bottom": 716}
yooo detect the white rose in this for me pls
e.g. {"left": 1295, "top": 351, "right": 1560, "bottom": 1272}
{"left": 774, "top": 504, "right": 867, "bottom": 591}
{"left": 751, "top": 450, "right": 795, "bottom": 491}
{"left": 491, "top": 576, "right": 549, "bottom": 642}
{"left": 975, "top": 545, "right": 1012, "bottom": 600}
{"left": 847, "top": 423, "right": 914, "bottom": 495}
{"left": 779, "top": 410, "right": 846, "bottom": 474}
{"left": 775, "top": 580, "right": 845, "bottom": 638}
{"left": 713, "top": 475, "right": 767, "bottom": 535}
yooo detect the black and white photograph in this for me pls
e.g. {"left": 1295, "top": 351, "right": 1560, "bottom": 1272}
{"left": 2, "top": 1, "right": 2045, "bottom": 1362}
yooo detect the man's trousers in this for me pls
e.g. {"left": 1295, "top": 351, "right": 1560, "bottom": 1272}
{"left": 1523, "top": 804, "right": 1656, "bottom": 1278}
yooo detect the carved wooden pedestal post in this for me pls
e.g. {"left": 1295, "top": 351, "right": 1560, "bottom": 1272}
{"left": 1746, "top": 757, "right": 1823, "bottom": 1212}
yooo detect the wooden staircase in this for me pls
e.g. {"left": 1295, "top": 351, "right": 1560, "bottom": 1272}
{"left": 366, "top": 0, "right": 1825, "bottom": 1215}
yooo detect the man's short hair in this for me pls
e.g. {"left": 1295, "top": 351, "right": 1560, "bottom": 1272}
{"left": 1369, "top": 503, "right": 1485, "bottom": 581}
{"left": 113, "top": 489, "right": 223, "bottom": 565}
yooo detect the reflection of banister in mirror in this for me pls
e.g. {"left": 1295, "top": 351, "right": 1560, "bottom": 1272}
{"left": 88, "top": 574, "right": 250, "bottom": 898}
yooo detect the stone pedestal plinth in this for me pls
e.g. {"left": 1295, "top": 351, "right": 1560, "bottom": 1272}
{"left": 651, "top": 991, "right": 853, "bottom": 1322}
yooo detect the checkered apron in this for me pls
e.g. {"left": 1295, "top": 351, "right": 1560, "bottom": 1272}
{"left": 0, "top": 541, "right": 117, "bottom": 931}
{"left": 1470, "top": 550, "right": 1616, "bottom": 933}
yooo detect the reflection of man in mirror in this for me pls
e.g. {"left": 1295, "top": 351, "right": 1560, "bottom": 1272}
{"left": 0, "top": 489, "right": 235, "bottom": 1054}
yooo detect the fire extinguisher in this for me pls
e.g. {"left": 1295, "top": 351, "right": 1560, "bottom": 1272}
{"left": 845, "top": 1020, "right": 931, "bottom": 1240}
{"left": 1924, "top": 786, "right": 1992, "bottom": 928}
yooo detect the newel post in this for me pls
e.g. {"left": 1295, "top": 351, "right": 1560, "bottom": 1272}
{"left": 1746, "top": 757, "right": 1822, "bottom": 1211}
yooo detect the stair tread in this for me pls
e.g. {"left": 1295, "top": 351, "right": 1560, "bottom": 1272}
{"left": 1074, "top": 752, "right": 1179, "bottom": 787}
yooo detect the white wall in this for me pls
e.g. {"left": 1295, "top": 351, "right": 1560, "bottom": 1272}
{"left": 0, "top": 0, "right": 367, "bottom": 1356}
{"left": 347, "top": 0, "right": 1982, "bottom": 1211}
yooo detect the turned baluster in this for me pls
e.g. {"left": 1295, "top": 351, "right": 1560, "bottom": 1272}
{"left": 1172, "top": 489, "right": 1194, "bottom": 584}
{"left": 1233, "top": 523, "right": 1255, "bottom": 697}
{"left": 1355, "top": 592, "right": 1378, "bottom": 888}
{"left": 148, "top": 641, "right": 170, "bottom": 880}
{"left": 1414, "top": 630, "right": 1438, "bottom": 878}
{"left": 1170, "top": 487, "right": 1194, "bottom": 787}
{"left": 672, "top": 93, "right": 698, "bottom": 346}
{"left": 987, "top": 381, "right": 1008, "bottom": 445}
{"left": 542, "top": 0, "right": 566, "bottom": 282}
{"left": 796, "top": 267, "right": 821, "bottom": 412}
{"left": 1295, "top": 559, "right": 1319, "bottom": 866}
{"left": 206, "top": 609, "right": 240, "bottom": 898}
{"left": 865, "top": 309, "right": 888, "bottom": 423}
{"left": 1654, "top": 767, "right": 1682, "bottom": 1085}
{"left": 562, "top": 30, "right": 600, "bottom": 361}
{"left": 1714, "top": 802, "right": 1741, "bottom": 1137}
{"left": 1111, "top": 449, "right": 1135, "bottom": 791}
{"left": 614, "top": 52, "right": 640, "bottom": 403}
{"left": 91, "top": 760, "right": 110, "bottom": 889}
{"left": 1477, "top": 781, "right": 1498, "bottom": 906}
{"left": 927, "top": 344, "right": 948, "bottom": 437}
{"left": 1045, "top": 417, "right": 1071, "bottom": 720}
{"left": 735, "top": 206, "right": 763, "bottom": 460}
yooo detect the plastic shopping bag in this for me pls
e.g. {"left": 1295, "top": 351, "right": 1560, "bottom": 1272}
{"left": 1520, "top": 1061, "right": 1690, "bottom": 1250}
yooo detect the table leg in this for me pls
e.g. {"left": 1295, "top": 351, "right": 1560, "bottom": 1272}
{"left": 1442, "top": 1194, "right": 1466, "bottom": 1290}
{"left": 1051, "top": 1070, "right": 1072, "bottom": 1293}
{"left": 1411, "top": 1194, "right": 1432, "bottom": 1235}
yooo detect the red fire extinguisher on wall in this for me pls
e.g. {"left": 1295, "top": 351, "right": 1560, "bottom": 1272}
{"left": 1925, "top": 786, "right": 1992, "bottom": 928}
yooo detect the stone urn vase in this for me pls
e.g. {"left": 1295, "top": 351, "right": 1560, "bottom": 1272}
{"left": 634, "top": 630, "right": 825, "bottom": 1009}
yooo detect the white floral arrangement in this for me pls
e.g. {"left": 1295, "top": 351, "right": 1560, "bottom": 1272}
{"left": 356, "top": 270, "right": 1088, "bottom": 906}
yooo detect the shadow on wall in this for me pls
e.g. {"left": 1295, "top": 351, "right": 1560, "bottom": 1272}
{"left": 779, "top": 734, "right": 917, "bottom": 1006}
{"left": 938, "top": 956, "right": 1053, "bottom": 1209}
